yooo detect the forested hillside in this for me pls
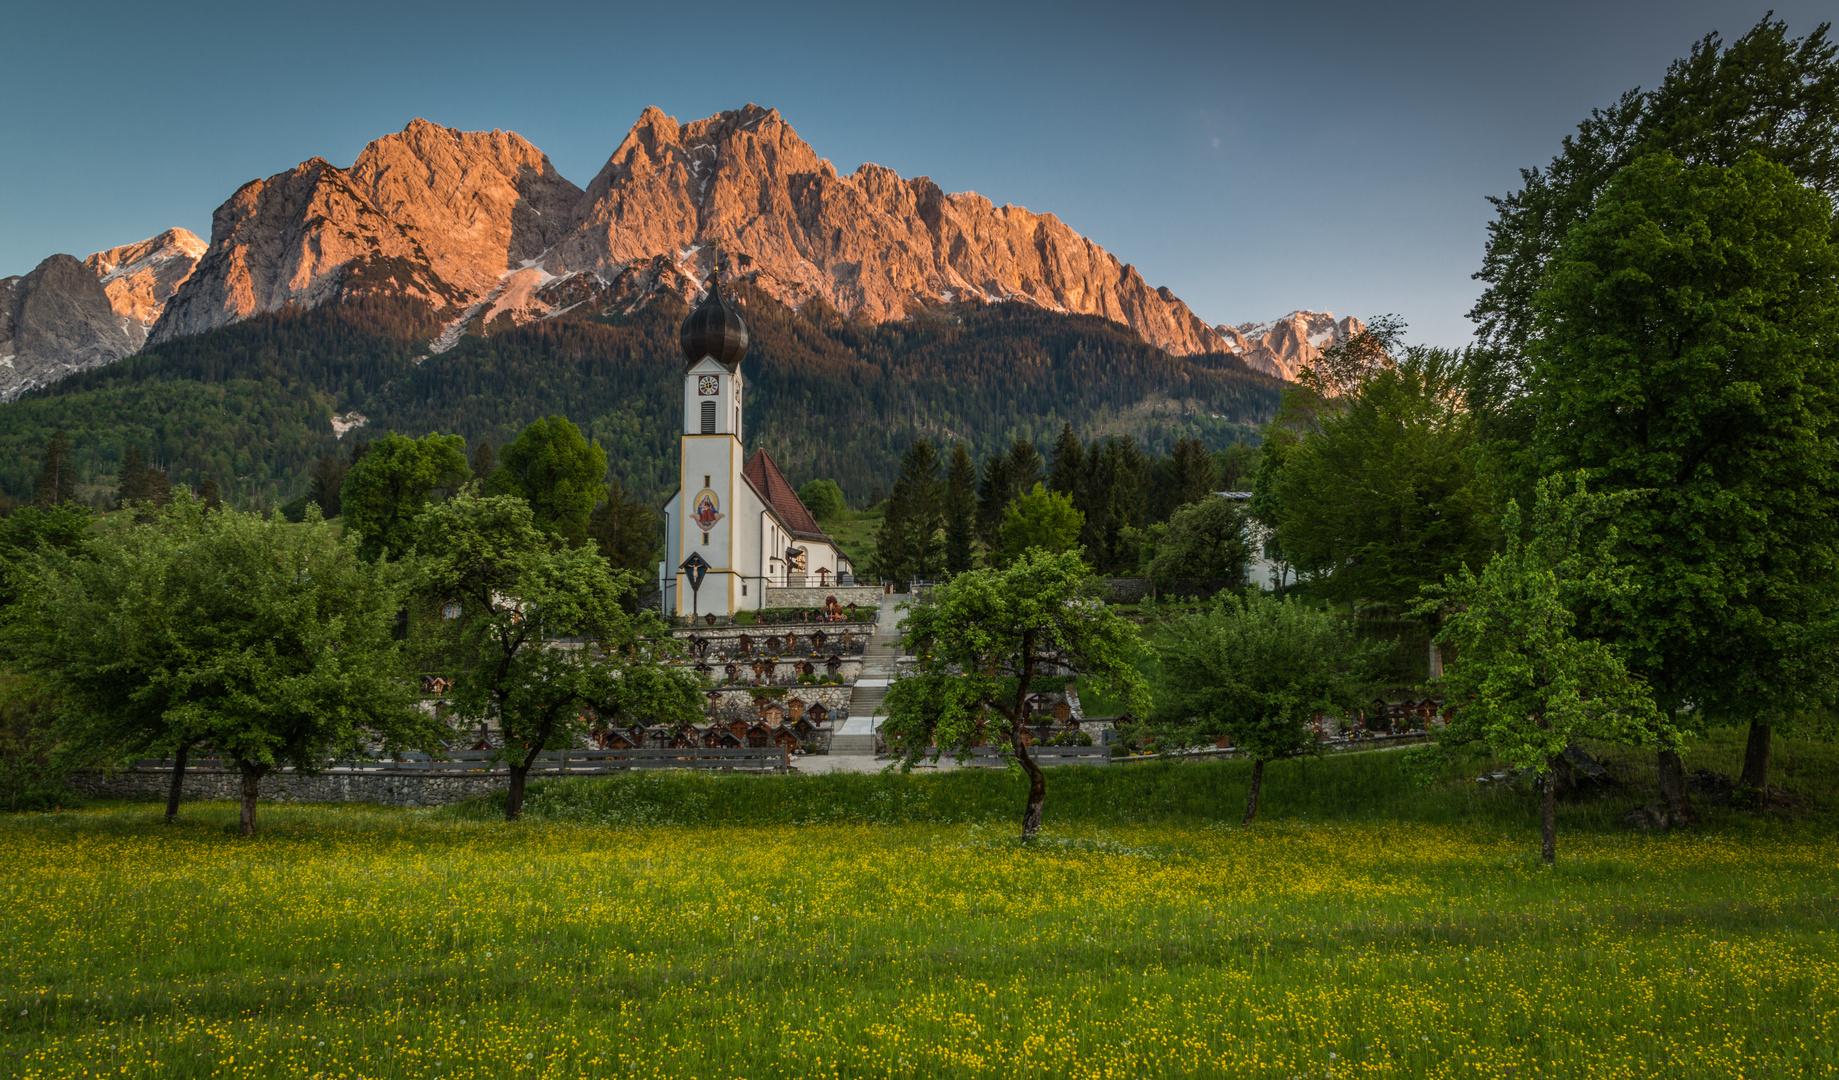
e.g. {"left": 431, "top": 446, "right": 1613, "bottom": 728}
{"left": 0, "top": 288, "right": 1283, "bottom": 507}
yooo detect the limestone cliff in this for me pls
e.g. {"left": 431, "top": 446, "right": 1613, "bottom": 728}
{"left": 0, "top": 254, "right": 135, "bottom": 401}
{"left": 150, "top": 120, "right": 581, "bottom": 344}
{"left": 1215, "top": 311, "right": 1365, "bottom": 381}
{"left": 83, "top": 227, "right": 206, "bottom": 349}
{"left": 543, "top": 105, "right": 1225, "bottom": 356}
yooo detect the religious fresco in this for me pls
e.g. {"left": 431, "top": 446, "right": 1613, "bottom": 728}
{"left": 693, "top": 489, "right": 725, "bottom": 530}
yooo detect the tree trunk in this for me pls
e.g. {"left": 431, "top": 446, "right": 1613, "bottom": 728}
{"left": 505, "top": 765, "right": 530, "bottom": 821}
{"left": 1427, "top": 641, "right": 1443, "bottom": 681}
{"left": 1541, "top": 759, "right": 1557, "bottom": 864}
{"left": 1014, "top": 733, "right": 1047, "bottom": 841}
{"left": 235, "top": 761, "right": 265, "bottom": 837}
{"left": 1741, "top": 722, "right": 1772, "bottom": 794}
{"left": 1656, "top": 747, "right": 1699, "bottom": 827}
{"left": 164, "top": 742, "right": 190, "bottom": 824}
{"left": 1242, "top": 758, "right": 1265, "bottom": 826}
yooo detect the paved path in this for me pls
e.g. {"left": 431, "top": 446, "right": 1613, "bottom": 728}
{"left": 830, "top": 594, "right": 906, "bottom": 755}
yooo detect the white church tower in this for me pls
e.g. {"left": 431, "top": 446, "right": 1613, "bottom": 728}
{"left": 659, "top": 266, "right": 852, "bottom": 620}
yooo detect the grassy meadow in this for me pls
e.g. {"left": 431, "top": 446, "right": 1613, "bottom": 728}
{"left": 2, "top": 732, "right": 1835, "bottom": 1079}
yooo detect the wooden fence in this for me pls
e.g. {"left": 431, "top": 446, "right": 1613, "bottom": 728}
{"left": 954, "top": 746, "right": 1112, "bottom": 768}
{"left": 132, "top": 747, "right": 790, "bottom": 775}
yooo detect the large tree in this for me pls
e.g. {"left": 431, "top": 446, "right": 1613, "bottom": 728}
{"left": 414, "top": 491, "right": 701, "bottom": 820}
{"left": 1141, "top": 592, "right": 1383, "bottom": 824}
{"left": 875, "top": 439, "right": 945, "bottom": 586}
{"left": 943, "top": 443, "right": 978, "bottom": 575}
{"left": 1420, "top": 476, "right": 1670, "bottom": 862}
{"left": 997, "top": 483, "right": 1084, "bottom": 567}
{"left": 340, "top": 432, "right": 471, "bottom": 561}
{"left": 586, "top": 479, "right": 662, "bottom": 584}
{"left": 1527, "top": 151, "right": 1839, "bottom": 803}
{"left": 1145, "top": 495, "right": 1254, "bottom": 595}
{"left": 33, "top": 430, "right": 75, "bottom": 508}
{"left": 1470, "top": 17, "right": 1838, "bottom": 404}
{"left": 484, "top": 416, "right": 608, "bottom": 546}
{"left": 15, "top": 497, "right": 437, "bottom": 833}
{"left": 882, "top": 548, "right": 1146, "bottom": 839}
{"left": 1270, "top": 347, "right": 1496, "bottom": 614}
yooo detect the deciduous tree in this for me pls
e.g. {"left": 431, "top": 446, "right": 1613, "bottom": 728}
{"left": 882, "top": 548, "right": 1146, "bottom": 839}
{"left": 1419, "top": 475, "right": 1670, "bottom": 862}
{"left": 484, "top": 416, "right": 607, "bottom": 546}
{"left": 1145, "top": 496, "right": 1254, "bottom": 594}
{"left": 340, "top": 432, "right": 471, "bottom": 561}
{"left": 997, "top": 483, "right": 1084, "bottom": 566}
{"left": 15, "top": 496, "right": 436, "bottom": 833}
{"left": 1527, "top": 151, "right": 1839, "bottom": 805}
{"left": 414, "top": 492, "right": 700, "bottom": 820}
{"left": 1141, "top": 592, "right": 1383, "bottom": 824}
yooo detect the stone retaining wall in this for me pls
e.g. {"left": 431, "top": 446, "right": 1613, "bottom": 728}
{"left": 761, "top": 586, "right": 886, "bottom": 609}
{"left": 705, "top": 685, "right": 853, "bottom": 719}
{"left": 68, "top": 768, "right": 509, "bottom": 807}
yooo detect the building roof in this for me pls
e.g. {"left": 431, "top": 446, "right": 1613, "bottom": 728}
{"left": 743, "top": 449, "right": 833, "bottom": 544}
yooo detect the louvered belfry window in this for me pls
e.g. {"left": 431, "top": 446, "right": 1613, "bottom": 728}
{"left": 700, "top": 400, "right": 716, "bottom": 433}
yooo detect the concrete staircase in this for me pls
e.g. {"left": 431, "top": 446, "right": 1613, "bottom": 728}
{"left": 830, "top": 595, "right": 904, "bottom": 755}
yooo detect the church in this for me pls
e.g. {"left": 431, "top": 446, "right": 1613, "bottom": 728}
{"left": 659, "top": 270, "right": 853, "bottom": 618}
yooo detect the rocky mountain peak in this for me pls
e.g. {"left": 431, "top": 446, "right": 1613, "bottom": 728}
{"left": 83, "top": 227, "right": 206, "bottom": 349}
{"left": 545, "top": 105, "right": 1225, "bottom": 357}
{"left": 1, "top": 253, "right": 135, "bottom": 401}
{"left": 150, "top": 119, "right": 582, "bottom": 345}
{"left": 1216, "top": 310, "right": 1366, "bottom": 381}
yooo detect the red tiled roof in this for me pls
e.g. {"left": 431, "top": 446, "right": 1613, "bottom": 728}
{"left": 743, "top": 449, "right": 832, "bottom": 544}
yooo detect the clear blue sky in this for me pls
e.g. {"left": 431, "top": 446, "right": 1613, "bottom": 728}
{"left": 1, "top": 0, "right": 1828, "bottom": 347}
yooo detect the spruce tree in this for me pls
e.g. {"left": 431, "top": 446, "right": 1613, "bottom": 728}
{"left": 876, "top": 439, "right": 945, "bottom": 585}
{"left": 115, "top": 447, "right": 147, "bottom": 509}
{"left": 944, "top": 442, "right": 977, "bottom": 575}
{"left": 1166, "top": 436, "right": 1220, "bottom": 511}
{"left": 1007, "top": 438, "right": 1044, "bottom": 500}
{"left": 472, "top": 441, "right": 497, "bottom": 481}
{"left": 1047, "top": 423, "right": 1085, "bottom": 504}
{"left": 975, "top": 453, "right": 1011, "bottom": 548}
{"left": 199, "top": 479, "right": 224, "bottom": 512}
{"left": 33, "top": 431, "right": 75, "bottom": 508}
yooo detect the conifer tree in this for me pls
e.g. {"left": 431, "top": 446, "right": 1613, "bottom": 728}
{"left": 944, "top": 442, "right": 977, "bottom": 575}
{"left": 1163, "top": 436, "right": 1220, "bottom": 514}
{"left": 472, "top": 440, "right": 497, "bottom": 481}
{"left": 875, "top": 439, "right": 945, "bottom": 585}
{"left": 1007, "top": 438, "right": 1044, "bottom": 499}
{"left": 975, "top": 452, "right": 1011, "bottom": 549}
{"left": 1047, "top": 423, "right": 1085, "bottom": 504}
{"left": 33, "top": 431, "right": 75, "bottom": 508}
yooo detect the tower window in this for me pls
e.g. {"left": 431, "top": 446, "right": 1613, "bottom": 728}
{"left": 700, "top": 401, "right": 716, "bottom": 433}
{"left": 703, "top": 475, "right": 711, "bottom": 488}
{"left": 702, "top": 532, "right": 710, "bottom": 545}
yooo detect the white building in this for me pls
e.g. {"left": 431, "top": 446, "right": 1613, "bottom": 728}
{"left": 659, "top": 271, "right": 852, "bottom": 618}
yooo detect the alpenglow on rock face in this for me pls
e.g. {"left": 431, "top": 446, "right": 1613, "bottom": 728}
{"left": 1215, "top": 311, "right": 1366, "bottom": 381}
{"left": 6, "top": 107, "right": 1350, "bottom": 392}
{"left": 152, "top": 120, "right": 583, "bottom": 345}
{"left": 0, "top": 229, "right": 204, "bottom": 401}
{"left": 542, "top": 105, "right": 1226, "bottom": 357}
{"left": 83, "top": 227, "right": 206, "bottom": 350}
{"left": 147, "top": 108, "right": 1226, "bottom": 358}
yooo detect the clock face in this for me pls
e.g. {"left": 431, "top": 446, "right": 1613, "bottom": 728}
{"left": 698, "top": 374, "right": 720, "bottom": 396}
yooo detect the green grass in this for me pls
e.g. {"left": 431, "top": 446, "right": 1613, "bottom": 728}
{"left": 2, "top": 730, "right": 1834, "bottom": 1078}
{"left": 816, "top": 505, "right": 884, "bottom": 573}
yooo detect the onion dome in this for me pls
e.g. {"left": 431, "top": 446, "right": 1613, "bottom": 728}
{"left": 679, "top": 265, "right": 749, "bottom": 368}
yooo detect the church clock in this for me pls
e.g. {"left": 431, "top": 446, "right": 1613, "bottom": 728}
{"left": 697, "top": 374, "right": 720, "bottom": 396}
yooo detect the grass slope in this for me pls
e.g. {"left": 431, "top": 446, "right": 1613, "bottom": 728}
{"left": 2, "top": 731, "right": 1832, "bottom": 1078}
